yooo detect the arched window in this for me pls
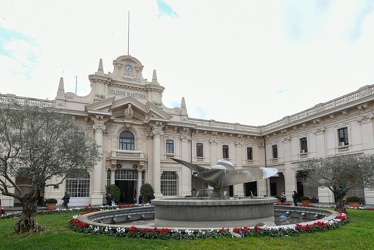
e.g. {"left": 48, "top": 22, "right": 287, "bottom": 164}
{"left": 119, "top": 131, "right": 135, "bottom": 150}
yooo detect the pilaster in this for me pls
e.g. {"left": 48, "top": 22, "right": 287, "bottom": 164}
{"left": 151, "top": 122, "right": 164, "bottom": 197}
{"left": 180, "top": 128, "right": 192, "bottom": 197}
{"left": 234, "top": 139, "right": 244, "bottom": 197}
{"left": 91, "top": 115, "right": 108, "bottom": 206}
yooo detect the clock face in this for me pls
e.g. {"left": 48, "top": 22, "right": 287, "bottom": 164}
{"left": 124, "top": 64, "right": 133, "bottom": 73}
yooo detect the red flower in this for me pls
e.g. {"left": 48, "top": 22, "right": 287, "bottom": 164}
{"left": 254, "top": 226, "right": 261, "bottom": 232}
{"left": 160, "top": 227, "right": 170, "bottom": 234}
{"left": 129, "top": 226, "right": 137, "bottom": 231}
{"left": 314, "top": 221, "right": 326, "bottom": 227}
{"left": 79, "top": 222, "right": 87, "bottom": 227}
{"left": 336, "top": 215, "right": 346, "bottom": 220}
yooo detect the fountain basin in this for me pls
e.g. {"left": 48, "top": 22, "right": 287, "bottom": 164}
{"left": 153, "top": 197, "right": 277, "bottom": 228}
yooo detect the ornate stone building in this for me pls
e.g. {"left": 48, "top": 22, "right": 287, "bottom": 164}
{"left": 1, "top": 54, "right": 374, "bottom": 207}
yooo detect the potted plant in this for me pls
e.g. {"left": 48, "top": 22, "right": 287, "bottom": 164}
{"left": 300, "top": 196, "right": 310, "bottom": 206}
{"left": 45, "top": 198, "right": 58, "bottom": 211}
{"left": 346, "top": 196, "right": 361, "bottom": 208}
{"left": 273, "top": 195, "right": 281, "bottom": 204}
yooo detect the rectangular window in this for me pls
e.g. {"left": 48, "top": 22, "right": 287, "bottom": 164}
{"left": 247, "top": 147, "right": 253, "bottom": 160}
{"left": 338, "top": 127, "right": 349, "bottom": 146}
{"left": 66, "top": 172, "right": 90, "bottom": 198}
{"left": 166, "top": 139, "right": 174, "bottom": 154}
{"left": 300, "top": 137, "right": 308, "bottom": 153}
{"left": 196, "top": 143, "right": 203, "bottom": 157}
{"left": 272, "top": 145, "right": 278, "bottom": 159}
{"left": 223, "top": 145, "right": 229, "bottom": 159}
{"left": 161, "top": 171, "right": 177, "bottom": 196}
{"left": 115, "top": 169, "right": 138, "bottom": 180}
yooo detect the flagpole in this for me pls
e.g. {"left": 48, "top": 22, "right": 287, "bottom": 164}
{"left": 127, "top": 11, "right": 130, "bottom": 55}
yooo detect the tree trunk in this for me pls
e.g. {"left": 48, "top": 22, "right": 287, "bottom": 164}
{"left": 334, "top": 192, "right": 346, "bottom": 213}
{"left": 14, "top": 195, "right": 44, "bottom": 233}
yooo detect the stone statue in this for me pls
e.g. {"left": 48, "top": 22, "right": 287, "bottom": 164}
{"left": 124, "top": 104, "right": 133, "bottom": 119}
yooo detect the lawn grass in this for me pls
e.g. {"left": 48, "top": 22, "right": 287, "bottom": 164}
{"left": 1, "top": 209, "right": 373, "bottom": 250}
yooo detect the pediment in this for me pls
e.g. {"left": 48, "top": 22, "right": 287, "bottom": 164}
{"left": 85, "top": 96, "right": 172, "bottom": 122}
{"left": 111, "top": 97, "right": 146, "bottom": 121}
{"left": 111, "top": 97, "right": 172, "bottom": 122}
{"left": 85, "top": 97, "right": 115, "bottom": 115}
{"left": 144, "top": 102, "right": 172, "bottom": 122}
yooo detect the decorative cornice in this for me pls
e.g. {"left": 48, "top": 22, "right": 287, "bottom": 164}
{"left": 313, "top": 125, "right": 325, "bottom": 134}
{"left": 357, "top": 112, "right": 373, "bottom": 124}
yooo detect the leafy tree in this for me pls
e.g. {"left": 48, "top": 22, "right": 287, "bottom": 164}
{"left": 298, "top": 154, "right": 374, "bottom": 212}
{"left": 140, "top": 183, "right": 154, "bottom": 203}
{"left": 105, "top": 184, "right": 120, "bottom": 204}
{"left": 0, "top": 103, "right": 100, "bottom": 233}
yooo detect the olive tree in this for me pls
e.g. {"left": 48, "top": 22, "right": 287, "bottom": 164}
{"left": 0, "top": 103, "right": 100, "bottom": 233}
{"left": 298, "top": 154, "right": 374, "bottom": 212}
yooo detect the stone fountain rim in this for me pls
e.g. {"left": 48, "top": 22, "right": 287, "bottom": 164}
{"left": 77, "top": 205, "right": 341, "bottom": 232}
{"left": 152, "top": 197, "right": 277, "bottom": 206}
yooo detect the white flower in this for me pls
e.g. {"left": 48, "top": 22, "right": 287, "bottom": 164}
{"left": 185, "top": 229, "right": 193, "bottom": 236}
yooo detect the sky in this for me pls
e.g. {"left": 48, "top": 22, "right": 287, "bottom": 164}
{"left": 1, "top": 0, "right": 374, "bottom": 126}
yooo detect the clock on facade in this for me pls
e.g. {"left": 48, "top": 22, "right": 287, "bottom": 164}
{"left": 124, "top": 64, "right": 133, "bottom": 73}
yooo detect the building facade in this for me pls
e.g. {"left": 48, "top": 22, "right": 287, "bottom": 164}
{"left": 1, "top": 54, "right": 374, "bottom": 207}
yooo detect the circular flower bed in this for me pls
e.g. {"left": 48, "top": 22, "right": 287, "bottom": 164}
{"left": 68, "top": 209, "right": 349, "bottom": 239}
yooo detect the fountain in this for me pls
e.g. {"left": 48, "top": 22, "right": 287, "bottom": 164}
{"left": 76, "top": 159, "right": 341, "bottom": 232}
{"left": 153, "top": 158, "right": 278, "bottom": 228}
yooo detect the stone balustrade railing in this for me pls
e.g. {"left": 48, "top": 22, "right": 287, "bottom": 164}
{"left": 0, "top": 94, "right": 55, "bottom": 108}
{"left": 262, "top": 85, "right": 374, "bottom": 132}
{"left": 2, "top": 84, "right": 373, "bottom": 134}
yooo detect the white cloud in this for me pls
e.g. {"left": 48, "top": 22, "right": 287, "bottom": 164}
{"left": 1, "top": 0, "right": 374, "bottom": 125}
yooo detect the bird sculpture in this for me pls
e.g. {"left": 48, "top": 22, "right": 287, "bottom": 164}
{"left": 173, "top": 158, "right": 278, "bottom": 190}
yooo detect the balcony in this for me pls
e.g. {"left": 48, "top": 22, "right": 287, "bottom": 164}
{"left": 110, "top": 150, "right": 147, "bottom": 165}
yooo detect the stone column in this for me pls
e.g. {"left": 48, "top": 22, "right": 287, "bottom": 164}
{"left": 314, "top": 126, "right": 325, "bottom": 157}
{"left": 91, "top": 116, "right": 106, "bottom": 205}
{"left": 209, "top": 136, "right": 218, "bottom": 165}
{"left": 152, "top": 123, "right": 164, "bottom": 197}
{"left": 110, "top": 169, "right": 115, "bottom": 185}
{"left": 284, "top": 167, "right": 296, "bottom": 199}
{"left": 358, "top": 113, "right": 374, "bottom": 153}
{"left": 282, "top": 135, "right": 293, "bottom": 198}
{"left": 358, "top": 114, "right": 374, "bottom": 205}
{"left": 137, "top": 168, "right": 142, "bottom": 203}
{"left": 234, "top": 139, "right": 244, "bottom": 197}
{"left": 180, "top": 128, "right": 192, "bottom": 197}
